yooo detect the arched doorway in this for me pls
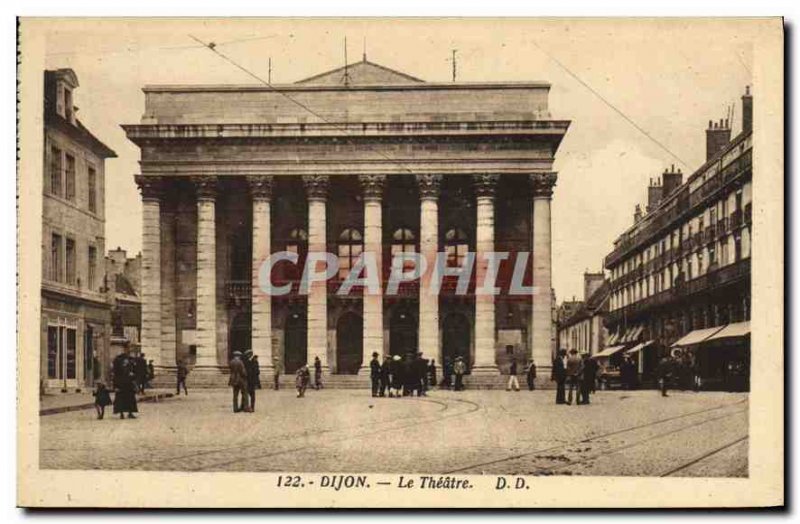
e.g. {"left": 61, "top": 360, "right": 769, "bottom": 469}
{"left": 284, "top": 307, "right": 307, "bottom": 373}
{"left": 443, "top": 313, "right": 471, "bottom": 371}
{"left": 390, "top": 306, "right": 418, "bottom": 357}
{"left": 228, "top": 312, "right": 252, "bottom": 360}
{"left": 336, "top": 312, "right": 363, "bottom": 374}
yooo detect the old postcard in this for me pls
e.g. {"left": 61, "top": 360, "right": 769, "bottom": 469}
{"left": 17, "top": 17, "right": 783, "bottom": 508}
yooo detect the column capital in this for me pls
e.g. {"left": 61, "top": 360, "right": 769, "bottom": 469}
{"left": 416, "top": 174, "right": 442, "bottom": 200}
{"left": 134, "top": 175, "right": 164, "bottom": 200}
{"left": 473, "top": 174, "right": 500, "bottom": 198}
{"left": 192, "top": 175, "right": 219, "bottom": 201}
{"left": 359, "top": 174, "right": 386, "bottom": 202}
{"left": 246, "top": 175, "right": 274, "bottom": 200}
{"left": 302, "top": 174, "right": 329, "bottom": 202}
{"left": 530, "top": 172, "right": 558, "bottom": 198}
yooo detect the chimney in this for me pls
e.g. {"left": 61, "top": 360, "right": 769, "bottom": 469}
{"left": 633, "top": 204, "right": 643, "bottom": 224}
{"left": 706, "top": 117, "right": 732, "bottom": 161}
{"left": 108, "top": 247, "right": 127, "bottom": 269}
{"left": 583, "top": 272, "right": 605, "bottom": 301}
{"left": 662, "top": 164, "right": 683, "bottom": 196}
{"left": 646, "top": 177, "right": 663, "bottom": 213}
{"left": 742, "top": 85, "right": 753, "bottom": 133}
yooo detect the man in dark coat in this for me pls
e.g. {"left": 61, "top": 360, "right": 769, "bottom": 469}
{"left": 657, "top": 351, "right": 679, "bottom": 397}
{"left": 176, "top": 359, "right": 189, "bottom": 395}
{"left": 313, "top": 356, "right": 323, "bottom": 390}
{"left": 526, "top": 361, "right": 537, "bottom": 391}
{"left": 229, "top": 351, "right": 251, "bottom": 413}
{"left": 272, "top": 356, "right": 282, "bottom": 391}
{"left": 402, "top": 353, "right": 417, "bottom": 396}
{"left": 427, "top": 359, "right": 437, "bottom": 391}
{"left": 135, "top": 353, "right": 148, "bottom": 394}
{"left": 369, "top": 352, "right": 381, "bottom": 397}
{"left": 415, "top": 352, "right": 428, "bottom": 396}
{"left": 112, "top": 351, "right": 138, "bottom": 419}
{"left": 565, "top": 349, "right": 583, "bottom": 405}
{"left": 389, "top": 355, "right": 403, "bottom": 397}
{"left": 244, "top": 350, "right": 260, "bottom": 411}
{"left": 551, "top": 349, "right": 567, "bottom": 404}
{"left": 579, "top": 353, "right": 597, "bottom": 405}
{"left": 441, "top": 357, "right": 453, "bottom": 389}
{"left": 379, "top": 355, "right": 391, "bottom": 397}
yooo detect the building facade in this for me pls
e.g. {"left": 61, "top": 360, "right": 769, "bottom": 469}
{"left": 557, "top": 272, "right": 609, "bottom": 355}
{"left": 122, "top": 59, "right": 570, "bottom": 385}
{"left": 41, "top": 69, "right": 116, "bottom": 392}
{"left": 603, "top": 88, "right": 753, "bottom": 389}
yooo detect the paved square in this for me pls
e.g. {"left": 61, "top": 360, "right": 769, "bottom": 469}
{"left": 40, "top": 389, "right": 748, "bottom": 477}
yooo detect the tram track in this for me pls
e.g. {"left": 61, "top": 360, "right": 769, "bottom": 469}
{"left": 445, "top": 397, "right": 747, "bottom": 475}
{"left": 659, "top": 435, "right": 749, "bottom": 477}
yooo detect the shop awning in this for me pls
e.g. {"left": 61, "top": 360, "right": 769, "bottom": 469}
{"left": 592, "top": 345, "right": 626, "bottom": 359}
{"left": 671, "top": 326, "right": 726, "bottom": 347}
{"left": 704, "top": 321, "right": 750, "bottom": 342}
{"left": 622, "top": 324, "right": 644, "bottom": 343}
{"left": 625, "top": 340, "right": 654, "bottom": 355}
{"left": 606, "top": 332, "right": 620, "bottom": 346}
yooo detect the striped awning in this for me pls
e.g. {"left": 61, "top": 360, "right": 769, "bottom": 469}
{"left": 621, "top": 324, "right": 644, "bottom": 344}
{"left": 606, "top": 332, "right": 620, "bottom": 346}
{"left": 592, "top": 345, "right": 626, "bottom": 359}
{"left": 671, "top": 326, "right": 726, "bottom": 347}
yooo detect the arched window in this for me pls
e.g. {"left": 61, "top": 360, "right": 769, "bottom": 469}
{"left": 391, "top": 228, "right": 416, "bottom": 271}
{"left": 444, "top": 227, "right": 469, "bottom": 268}
{"left": 338, "top": 228, "right": 363, "bottom": 279}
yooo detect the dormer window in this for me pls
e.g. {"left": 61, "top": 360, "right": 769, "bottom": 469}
{"left": 64, "top": 87, "right": 73, "bottom": 123}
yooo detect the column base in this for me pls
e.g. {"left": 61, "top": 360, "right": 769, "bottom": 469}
{"left": 184, "top": 365, "right": 229, "bottom": 388}
{"left": 470, "top": 364, "right": 500, "bottom": 375}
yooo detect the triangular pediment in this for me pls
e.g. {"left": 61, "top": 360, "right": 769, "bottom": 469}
{"left": 296, "top": 59, "right": 424, "bottom": 86}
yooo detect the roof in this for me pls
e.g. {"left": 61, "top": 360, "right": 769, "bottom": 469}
{"left": 114, "top": 274, "right": 137, "bottom": 297}
{"left": 558, "top": 281, "right": 610, "bottom": 328}
{"left": 295, "top": 58, "right": 425, "bottom": 86}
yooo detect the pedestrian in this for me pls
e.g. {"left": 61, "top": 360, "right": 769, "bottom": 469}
{"left": 92, "top": 381, "right": 112, "bottom": 420}
{"left": 244, "top": 350, "right": 260, "bottom": 411}
{"left": 176, "top": 359, "right": 189, "bottom": 395}
{"left": 313, "top": 356, "right": 323, "bottom": 390}
{"left": 657, "top": 350, "right": 679, "bottom": 397}
{"left": 551, "top": 349, "right": 567, "bottom": 404}
{"left": 453, "top": 356, "right": 467, "bottom": 391}
{"left": 427, "top": 359, "right": 437, "bottom": 391}
{"left": 379, "top": 356, "right": 391, "bottom": 397}
{"left": 389, "top": 355, "right": 403, "bottom": 397}
{"left": 295, "top": 364, "right": 310, "bottom": 398}
{"left": 135, "top": 352, "right": 147, "bottom": 394}
{"left": 147, "top": 359, "right": 155, "bottom": 390}
{"left": 506, "top": 358, "right": 520, "bottom": 391}
{"left": 441, "top": 357, "right": 453, "bottom": 389}
{"left": 228, "top": 351, "right": 251, "bottom": 413}
{"left": 402, "top": 353, "right": 416, "bottom": 396}
{"left": 526, "top": 360, "right": 537, "bottom": 391}
{"left": 369, "top": 352, "right": 381, "bottom": 397}
{"left": 415, "top": 352, "right": 428, "bottom": 396}
{"left": 112, "top": 351, "right": 138, "bottom": 419}
{"left": 272, "top": 356, "right": 282, "bottom": 390}
{"left": 578, "top": 353, "right": 596, "bottom": 405}
{"left": 565, "top": 349, "right": 582, "bottom": 405}
{"left": 583, "top": 354, "right": 598, "bottom": 401}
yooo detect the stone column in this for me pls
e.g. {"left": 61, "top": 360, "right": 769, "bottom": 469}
{"left": 247, "top": 175, "right": 274, "bottom": 376}
{"left": 193, "top": 176, "right": 219, "bottom": 368}
{"left": 416, "top": 174, "right": 442, "bottom": 365}
{"left": 303, "top": 175, "right": 330, "bottom": 373}
{"left": 359, "top": 175, "right": 386, "bottom": 373}
{"left": 530, "top": 172, "right": 557, "bottom": 380}
{"left": 473, "top": 174, "right": 500, "bottom": 374}
{"left": 160, "top": 191, "right": 177, "bottom": 368}
{"left": 136, "top": 176, "right": 163, "bottom": 366}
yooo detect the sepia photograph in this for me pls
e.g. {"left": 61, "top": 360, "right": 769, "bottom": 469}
{"left": 16, "top": 16, "right": 784, "bottom": 508}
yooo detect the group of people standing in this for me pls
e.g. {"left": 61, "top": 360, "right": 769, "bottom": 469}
{"left": 227, "top": 350, "right": 262, "bottom": 412}
{"left": 369, "top": 352, "right": 435, "bottom": 398}
{"left": 551, "top": 349, "right": 599, "bottom": 405}
{"left": 93, "top": 348, "right": 156, "bottom": 420}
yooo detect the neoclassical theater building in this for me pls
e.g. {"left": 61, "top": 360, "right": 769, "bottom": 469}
{"left": 123, "top": 58, "right": 570, "bottom": 385}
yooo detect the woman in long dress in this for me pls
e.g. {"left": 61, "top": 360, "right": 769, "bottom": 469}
{"left": 112, "top": 354, "right": 138, "bottom": 419}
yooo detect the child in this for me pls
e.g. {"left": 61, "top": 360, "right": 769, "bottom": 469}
{"left": 93, "top": 382, "right": 112, "bottom": 419}
{"left": 295, "top": 364, "right": 310, "bottom": 398}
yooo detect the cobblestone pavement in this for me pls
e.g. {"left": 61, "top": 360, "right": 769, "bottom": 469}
{"left": 39, "top": 388, "right": 748, "bottom": 477}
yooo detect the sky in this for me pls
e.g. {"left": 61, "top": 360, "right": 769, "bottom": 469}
{"left": 37, "top": 18, "right": 754, "bottom": 302}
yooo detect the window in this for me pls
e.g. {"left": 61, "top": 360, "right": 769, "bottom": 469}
{"left": 64, "top": 88, "right": 73, "bottom": 121}
{"left": 49, "top": 146, "right": 62, "bottom": 196}
{"left": 47, "top": 326, "right": 58, "bottom": 379}
{"left": 88, "top": 167, "right": 97, "bottom": 212}
{"left": 65, "top": 327, "right": 77, "bottom": 379}
{"left": 735, "top": 234, "right": 742, "bottom": 262}
{"left": 709, "top": 245, "right": 717, "bottom": 266}
{"left": 50, "top": 233, "right": 62, "bottom": 282}
{"left": 65, "top": 238, "right": 76, "bottom": 285}
{"left": 444, "top": 228, "right": 469, "bottom": 268}
{"left": 88, "top": 246, "right": 97, "bottom": 290}
{"left": 391, "top": 228, "right": 416, "bottom": 271}
{"left": 65, "top": 154, "right": 76, "bottom": 201}
{"left": 337, "top": 228, "right": 363, "bottom": 279}
{"left": 46, "top": 324, "right": 77, "bottom": 380}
